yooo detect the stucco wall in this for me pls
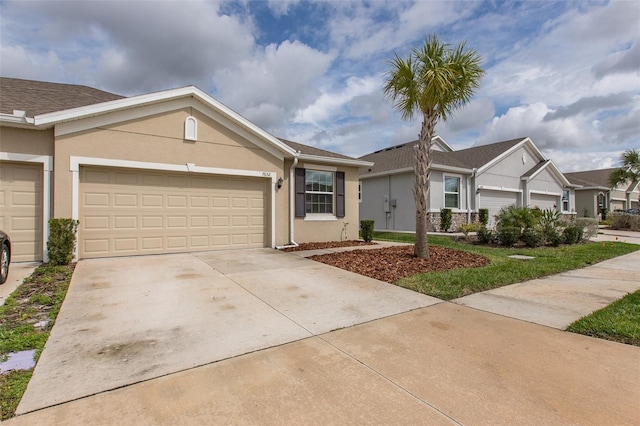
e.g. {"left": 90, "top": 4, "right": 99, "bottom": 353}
{"left": 294, "top": 167, "right": 361, "bottom": 242}
{"left": 52, "top": 107, "right": 289, "bottom": 246}
{"left": 478, "top": 144, "right": 539, "bottom": 188}
{"left": 0, "top": 127, "right": 54, "bottom": 156}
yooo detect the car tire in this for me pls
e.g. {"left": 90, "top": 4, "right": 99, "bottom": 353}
{"left": 0, "top": 243, "right": 9, "bottom": 284}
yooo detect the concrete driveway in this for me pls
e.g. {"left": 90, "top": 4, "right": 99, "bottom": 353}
{"left": 17, "top": 248, "right": 439, "bottom": 414}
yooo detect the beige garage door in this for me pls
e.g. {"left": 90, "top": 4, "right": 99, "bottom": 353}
{"left": 0, "top": 161, "right": 43, "bottom": 262}
{"left": 79, "top": 167, "right": 267, "bottom": 259}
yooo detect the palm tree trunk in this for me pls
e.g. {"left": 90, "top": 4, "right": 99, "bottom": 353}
{"left": 414, "top": 110, "right": 436, "bottom": 258}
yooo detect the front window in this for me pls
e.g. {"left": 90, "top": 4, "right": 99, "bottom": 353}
{"left": 444, "top": 176, "right": 460, "bottom": 209}
{"left": 562, "top": 190, "right": 570, "bottom": 211}
{"left": 305, "top": 170, "right": 334, "bottom": 214}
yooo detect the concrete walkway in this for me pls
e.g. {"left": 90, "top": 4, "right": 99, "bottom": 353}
{"left": 454, "top": 248, "right": 640, "bottom": 329}
{"left": 7, "top": 237, "right": 640, "bottom": 424}
{"left": 6, "top": 303, "right": 639, "bottom": 425}
{"left": 16, "top": 248, "right": 438, "bottom": 414}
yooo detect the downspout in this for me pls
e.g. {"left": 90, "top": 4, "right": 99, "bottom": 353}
{"left": 276, "top": 152, "right": 300, "bottom": 249}
{"left": 467, "top": 168, "right": 477, "bottom": 223}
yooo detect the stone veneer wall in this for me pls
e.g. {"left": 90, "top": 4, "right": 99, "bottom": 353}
{"left": 427, "top": 212, "right": 479, "bottom": 232}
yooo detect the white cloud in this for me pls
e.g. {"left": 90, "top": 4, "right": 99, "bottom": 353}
{"left": 214, "top": 40, "right": 335, "bottom": 130}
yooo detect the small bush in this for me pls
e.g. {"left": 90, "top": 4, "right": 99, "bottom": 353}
{"left": 497, "top": 226, "right": 521, "bottom": 247}
{"left": 479, "top": 208, "right": 489, "bottom": 226}
{"left": 440, "top": 208, "right": 452, "bottom": 232}
{"left": 47, "top": 218, "right": 79, "bottom": 266}
{"left": 459, "top": 222, "right": 480, "bottom": 239}
{"left": 496, "top": 205, "right": 540, "bottom": 230}
{"left": 521, "top": 227, "right": 543, "bottom": 248}
{"left": 360, "top": 220, "right": 375, "bottom": 242}
{"left": 600, "top": 208, "right": 609, "bottom": 221}
{"left": 477, "top": 226, "right": 494, "bottom": 244}
{"left": 575, "top": 217, "right": 599, "bottom": 240}
{"left": 563, "top": 225, "right": 584, "bottom": 245}
{"left": 545, "top": 228, "right": 563, "bottom": 247}
{"left": 609, "top": 212, "right": 640, "bottom": 231}
{"left": 583, "top": 207, "right": 590, "bottom": 218}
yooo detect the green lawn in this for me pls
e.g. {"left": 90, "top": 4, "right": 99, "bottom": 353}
{"left": 0, "top": 264, "right": 74, "bottom": 420}
{"left": 567, "top": 290, "right": 640, "bottom": 346}
{"left": 373, "top": 232, "right": 640, "bottom": 300}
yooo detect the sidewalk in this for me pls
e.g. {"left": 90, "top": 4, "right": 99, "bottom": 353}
{"left": 454, "top": 249, "right": 640, "bottom": 329}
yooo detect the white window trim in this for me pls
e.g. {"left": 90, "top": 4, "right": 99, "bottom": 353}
{"left": 70, "top": 156, "right": 277, "bottom": 258}
{"left": 304, "top": 214, "right": 338, "bottom": 221}
{"left": 562, "top": 190, "right": 571, "bottom": 213}
{"left": 443, "top": 174, "right": 462, "bottom": 210}
{"left": 304, "top": 169, "right": 335, "bottom": 216}
{"left": 0, "top": 152, "right": 53, "bottom": 262}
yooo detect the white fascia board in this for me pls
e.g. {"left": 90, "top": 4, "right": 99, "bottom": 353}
{"left": 432, "top": 135, "right": 455, "bottom": 152}
{"left": 431, "top": 164, "right": 473, "bottom": 174}
{"left": 575, "top": 185, "right": 610, "bottom": 191}
{"left": 359, "top": 167, "right": 413, "bottom": 180}
{"left": 478, "top": 185, "right": 523, "bottom": 193}
{"left": 0, "top": 114, "right": 36, "bottom": 128}
{"left": 530, "top": 189, "right": 562, "bottom": 197}
{"left": 521, "top": 160, "right": 550, "bottom": 181}
{"left": 297, "top": 153, "right": 373, "bottom": 168}
{"left": 37, "top": 85, "right": 296, "bottom": 160}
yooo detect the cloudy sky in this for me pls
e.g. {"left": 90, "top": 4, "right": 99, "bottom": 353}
{"left": 1, "top": 0, "right": 638, "bottom": 171}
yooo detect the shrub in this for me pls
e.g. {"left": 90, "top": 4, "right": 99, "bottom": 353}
{"left": 575, "top": 217, "right": 599, "bottom": 240}
{"left": 600, "top": 208, "right": 609, "bottom": 221}
{"left": 563, "top": 225, "right": 583, "bottom": 245}
{"left": 521, "top": 227, "right": 543, "bottom": 248}
{"left": 497, "top": 226, "right": 521, "bottom": 247}
{"left": 47, "top": 218, "right": 79, "bottom": 266}
{"left": 440, "top": 208, "right": 452, "bottom": 232}
{"left": 609, "top": 212, "right": 640, "bottom": 231}
{"left": 538, "top": 208, "right": 561, "bottom": 231}
{"left": 496, "top": 205, "right": 540, "bottom": 231}
{"left": 360, "top": 220, "right": 375, "bottom": 242}
{"left": 545, "top": 227, "right": 563, "bottom": 247}
{"left": 478, "top": 208, "right": 489, "bottom": 226}
{"left": 477, "top": 226, "right": 494, "bottom": 244}
{"left": 459, "top": 222, "right": 480, "bottom": 239}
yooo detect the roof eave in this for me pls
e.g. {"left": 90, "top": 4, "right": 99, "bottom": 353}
{"left": 299, "top": 153, "right": 373, "bottom": 168}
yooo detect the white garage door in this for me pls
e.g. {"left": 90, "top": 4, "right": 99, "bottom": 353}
{"left": 0, "top": 161, "right": 43, "bottom": 262}
{"left": 479, "top": 190, "right": 519, "bottom": 228}
{"left": 529, "top": 193, "right": 558, "bottom": 211}
{"left": 610, "top": 200, "right": 624, "bottom": 212}
{"left": 79, "top": 167, "right": 267, "bottom": 259}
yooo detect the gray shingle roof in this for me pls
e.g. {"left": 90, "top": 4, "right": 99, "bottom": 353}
{"left": 359, "top": 137, "right": 526, "bottom": 175}
{"left": 279, "top": 138, "right": 357, "bottom": 160}
{"left": 564, "top": 168, "right": 620, "bottom": 188}
{"left": 521, "top": 160, "right": 550, "bottom": 178}
{"left": 0, "top": 77, "right": 124, "bottom": 117}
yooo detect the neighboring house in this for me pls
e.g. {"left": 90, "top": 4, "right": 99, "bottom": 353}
{"left": 359, "top": 136, "right": 576, "bottom": 231}
{"left": 0, "top": 77, "right": 371, "bottom": 262}
{"left": 564, "top": 168, "right": 639, "bottom": 217}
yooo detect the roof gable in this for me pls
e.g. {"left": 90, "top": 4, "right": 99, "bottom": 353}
{"left": 358, "top": 137, "right": 529, "bottom": 177}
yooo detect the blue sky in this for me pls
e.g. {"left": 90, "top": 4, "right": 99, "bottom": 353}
{"left": 1, "top": 0, "right": 638, "bottom": 171}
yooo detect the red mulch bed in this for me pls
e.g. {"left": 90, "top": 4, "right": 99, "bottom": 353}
{"left": 309, "top": 245, "right": 489, "bottom": 283}
{"left": 282, "top": 240, "right": 376, "bottom": 252}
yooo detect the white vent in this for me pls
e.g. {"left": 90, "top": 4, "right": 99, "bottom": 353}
{"left": 185, "top": 116, "right": 197, "bottom": 141}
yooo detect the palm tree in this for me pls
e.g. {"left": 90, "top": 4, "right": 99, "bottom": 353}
{"left": 609, "top": 149, "right": 640, "bottom": 204}
{"left": 383, "top": 34, "right": 484, "bottom": 258}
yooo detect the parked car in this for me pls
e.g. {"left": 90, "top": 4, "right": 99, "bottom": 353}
{"left": 1, "top": 230, "right": 10, "bottom": 284}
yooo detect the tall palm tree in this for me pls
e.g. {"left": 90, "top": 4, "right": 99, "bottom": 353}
{"left": 384, "top": 34, "right": 484, "bottom": 258}
{"left": 609, "top": 149, "right": 640, "bottom": 203}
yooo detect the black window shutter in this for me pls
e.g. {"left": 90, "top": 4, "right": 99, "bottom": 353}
{"left": 336, "top": 171, "right": 345, "bottom": 218}
{"left": 295, "top": 168, "right": 306, "bottom": 217}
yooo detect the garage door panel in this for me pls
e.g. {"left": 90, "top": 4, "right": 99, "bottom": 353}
{"left": 479, "top": 190, "right": 519, "bottom": 228}
{"left": 0, "top": 161, "right": 43, "bottom": 262}
{"left": 80, "top": 167, "right": 267, "bottom": 258}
